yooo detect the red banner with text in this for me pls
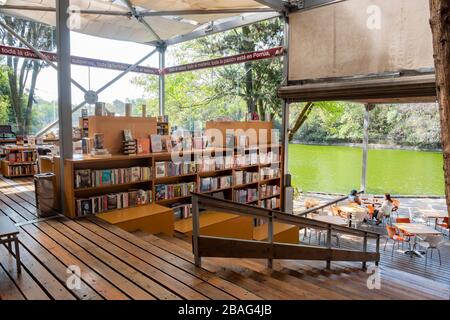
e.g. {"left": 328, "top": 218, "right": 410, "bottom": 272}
{"left": 1, "top": 45, "right": 284, "bottom": 75}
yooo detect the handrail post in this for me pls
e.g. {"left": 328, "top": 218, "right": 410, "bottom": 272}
{"left": 375, "top": 235, "right": 380, "bottom": 266}
{"left": 192, "top": 195, "right": 201, "bottom": 267}
{"left": 326, "top": 224, "right": 332, "bottom": 269}
{"left": 267, "top": 213, "right": 274, "bottom": 269}
{"left": 362, "top": 232, "right": 368, "bottom": 270}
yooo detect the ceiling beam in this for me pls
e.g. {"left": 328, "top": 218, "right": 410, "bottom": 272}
{"left": 154, "top": 12, "right": 281, "bottom": 47}
{"left": 253, "top": 0, "right": 287, "bottom": 11}
{"left": 139, "top": 8, "right": 276, "bottom": 16}
{"left": 0, "top": 5, "right": 131, "bottom": 16}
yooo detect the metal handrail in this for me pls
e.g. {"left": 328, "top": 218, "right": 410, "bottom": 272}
{"left": 191, "top": 192, "right": 381, "bottom": 270}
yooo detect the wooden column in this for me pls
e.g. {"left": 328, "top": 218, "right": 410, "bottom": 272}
{"left": 429, "top": 0, "right": 450, "bottom": 219}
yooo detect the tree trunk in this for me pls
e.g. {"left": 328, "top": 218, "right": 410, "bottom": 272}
{"left": 242, "top": 26, "right": 256, "bottom": 113}
{"left": 288, "top": 102, "right": 314, "bottom": 141}
{"left": 429, "top": 0, "right": 450, "bottom": 218}
{"left": 24, "top": 61, "right": 41, "bottom": 135}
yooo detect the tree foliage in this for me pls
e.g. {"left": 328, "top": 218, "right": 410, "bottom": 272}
{"left": 0, "top": 16, "right": 55, "bottom": 135}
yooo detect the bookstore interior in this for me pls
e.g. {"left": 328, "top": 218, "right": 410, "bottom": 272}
{"left": 1, "top": 102, "right": 285, "bottom": 238}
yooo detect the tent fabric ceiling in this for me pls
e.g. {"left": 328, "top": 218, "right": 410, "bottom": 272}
{"left": 0, "top": 0, "right": 272, "bottom": 44}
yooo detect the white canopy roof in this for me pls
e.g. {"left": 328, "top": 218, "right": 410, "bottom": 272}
{"left": 0, "top": 0, "right": 281, "bottom": 44}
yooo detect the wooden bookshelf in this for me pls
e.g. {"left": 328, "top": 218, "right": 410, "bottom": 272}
{"left": 55, "top": 120, "right": 284, "bottom": 226}
{"left": 0, "top": 146, "right": 37, "bottom": 178}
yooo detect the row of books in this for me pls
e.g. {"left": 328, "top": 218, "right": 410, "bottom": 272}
{"left": 234, "top": 171, "right": 259, "bottom": 185}
{"left": 155, "top": 161, "right": 197, "bottom": 178}
{"left": 75, "top": 189, "right": 152, "bottom": 216}
{"left": 260, "top": 167, "right": 281, "bottom": 180}
{"left": 155, "top": 182, "right": 196, "bottom": 201}
{"left": 5, "top": 164, "right": 36, "bottom": 176}
{"left": 235, "top": 152, "right": 280, "bottom": 167}
{"left": 5, "top": 150, "right": 36, "bottom": 163}
{"left": 234, "top": 188, "right": 258, "bottom": 204}
{"left": 260, "top": 197, "right": 280, "bottom": 209}
{"left": 74, "top": 167, "right": 152, "bottom": 189}
{"left": 260, "top": 184, "right": 281, "bottom": 198}
{"left": 172, "top": 203, "right": 192, "bottom": 220}
{"left": 200, "top": 175, "right": 233, "bottom": 192}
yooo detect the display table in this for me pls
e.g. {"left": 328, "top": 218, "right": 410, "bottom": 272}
{"left": 97, "top": 203, "right": 174, "bottom": 235}
{"left": 253, "top": 222, "right": 299, "bottom": 244}
{"left": 174, "top": 211, "right": 253, "bottom": 240}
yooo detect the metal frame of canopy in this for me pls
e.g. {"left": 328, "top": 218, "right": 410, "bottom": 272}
{"left": 0, "top": 0, "right": 349, "bottom": 213}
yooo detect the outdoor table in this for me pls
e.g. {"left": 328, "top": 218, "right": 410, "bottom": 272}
{"left": 337, "top": 205, "right": 367, "bottom": 227}
{"left": 394, "top": 223, "right": 442, "bottom": 257}
{"left": 419, "top": 210, "right": 448, "bottom": 228}
{"left": 312, "top": 215, "right": 347, "bottom": 226}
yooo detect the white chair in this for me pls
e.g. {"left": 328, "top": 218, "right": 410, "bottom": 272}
{"left": 418, "top": 234, "right": 444, "bottom": 266}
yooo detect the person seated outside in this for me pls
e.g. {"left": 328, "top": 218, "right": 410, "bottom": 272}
{"left": 348, "top": 189, "right": 362, "bottom": 205}
{"left": 372, "top": 193, "right": 394, "bottom": 225}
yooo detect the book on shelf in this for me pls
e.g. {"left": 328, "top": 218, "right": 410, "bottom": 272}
{"left": 123, "top": 130, "right": 134, "bottom": 142}
{"left": 155, "top": 161, "right": 166, "bottom": 178}
{"left": 136, "top": 138, "right": 150, "bottom": 154}
{"left": 234, "top": 170, "right": 258, "bottom": 185}
{"left": 234, "top": 188, "right": 258, "bottom": 204}
{"left": 150, "top": 134, "right": 163, "bottom": 153}
{"left": 170, "top": 202, "right": 192, "bottom": 220}
{"left": 260, "top": 197, "right": 280, "bottom": 209}
{"left": 74, "top": 166, "right": 152, "bottom": 189}
{"left": 75, "top": 189, "right": 152, "bottom": 216}
{"left": 260, "top": 167, "right": 280, "bottom": 180}
{"left": 155, "top": 182, "right": 196, "bottom": 201}
{"left": 260, "top": 184, "right": 280, "bottom": 198}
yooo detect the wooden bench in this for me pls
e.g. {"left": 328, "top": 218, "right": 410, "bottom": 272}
{"left": 174, "top": 211, "right": 253, "bottom": 240}
{"left": 253, "top": 222, "right": 300, "bottom": 244}
{"left": 97, "top": 203, "right": 174, "bottom": 236}
{"left": 0, "top": 216, "right": 21, "bottom": 273}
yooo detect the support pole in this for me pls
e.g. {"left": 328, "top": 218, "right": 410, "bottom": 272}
{"left": 361, "top": 104, "right": 372, "bottom": 192}
{"left": 158, "top": 44, "right": 166, "bottom": 116}
{"left": 56, "top": 0, "right": 73, "bottom": 214}
{"left": 281, "top": 14, "right": 290, "bottom": 211}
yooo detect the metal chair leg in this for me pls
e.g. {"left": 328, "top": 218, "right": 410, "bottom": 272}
{"left": 14, "top": 236, "right": 21, "bottom": 274}
{"left": 384, "top": 238, "right": 389, "bottom": 251}
{"left": 425, "top": 249, "right": 428, "bottom": 266}
{"left": 392, "top": 240, "right": 396, "bottom": 257}
{"left": 438, "top": 249, "right": 442, "bottom": 266}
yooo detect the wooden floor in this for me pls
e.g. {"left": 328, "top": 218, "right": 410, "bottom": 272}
{"left": 0, "top": 176, "right": 448, "bottom": 300}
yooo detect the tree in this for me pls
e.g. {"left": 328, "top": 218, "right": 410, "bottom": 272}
{"left": 0, "top": 16, "right": 55, "bottom": 135}
{"left": 189, "top": 18, "right": 284, "bottom": 119}
{"left": 429, "top": 0, "right": 450, "bottom": 217}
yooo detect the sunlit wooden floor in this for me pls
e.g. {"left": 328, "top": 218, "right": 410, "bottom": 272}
{"left": 0, "top": 176, "right": 448, "bottom": 300}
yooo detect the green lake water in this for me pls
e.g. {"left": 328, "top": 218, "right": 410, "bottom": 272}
{"left": 288, "top": 144, "right": 444, "bottom": 195}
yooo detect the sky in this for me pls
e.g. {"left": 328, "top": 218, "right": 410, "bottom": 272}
{"left": 35, "top": 31, "right": 161, "bottom": 104}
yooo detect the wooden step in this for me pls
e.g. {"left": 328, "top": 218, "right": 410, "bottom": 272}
{"left": 253, "top": 222, "right": 299, "bottom": 244}
{"left": 174, "top": 211, "right": 253, "bottom": 240}
{"left": 97, "top": 203, "right": 173, "bottom": 235}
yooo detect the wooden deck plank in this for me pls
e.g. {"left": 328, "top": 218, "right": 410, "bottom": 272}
{"left": 33, "top": 220, "right": 156, "bottom": 300}
{"left": 44, "top": 219, "right": 180, "bottom": 300}
{"left": 16, "top": 224, "right": 103, "bottom": 300}
{"left": 0, "top": 265, "right": 25, "bottom": 300}
{"left": 77, "top": 218, "right": 236, "bottom": 300}
{"left": 60, "top": 218, "right": 209, "bottom": 300}
{"left": 0, "top": 193, "right": 36, "bottom": 221}
{"left": 88, "top": 217, "right": 263, "bottom": 300}
{"left": 0, "top": 245, "right": 50, "bottom": 300}
{"left": 20, "top": 223, "right": 129, "bottom": 300}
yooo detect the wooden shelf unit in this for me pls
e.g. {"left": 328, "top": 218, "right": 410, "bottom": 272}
{"left": 0, "top": 146, "right": 37, "bottom": 178}
{"left": 56, "top": 120, "right": 283, "bottom": 221}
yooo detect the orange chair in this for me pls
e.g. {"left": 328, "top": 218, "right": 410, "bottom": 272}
{"left": 436, "top": 217, "right": 449, "bottom": 233}
{"left": 395, "top": 217, "right": 415, "bottom": 238}
{"left": 384, "top": 225, "right": 410, "bottom": 256}
{"left": 367, "top": 204, "right": 375, "bottom": 220}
